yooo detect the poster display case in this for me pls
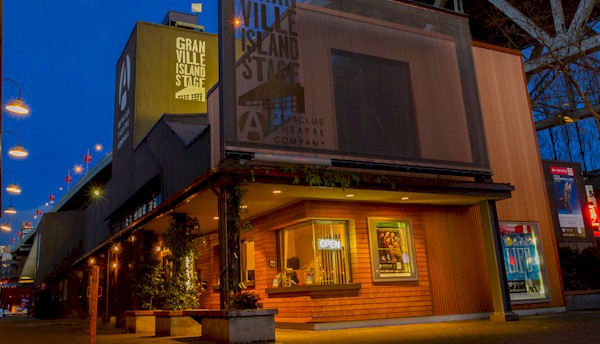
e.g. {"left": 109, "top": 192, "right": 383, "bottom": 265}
{"left": 367, "top": 218, "right": 417, "bottom": 282}
{"left": 499, "top": 222, "right": 550, "bottom": 302}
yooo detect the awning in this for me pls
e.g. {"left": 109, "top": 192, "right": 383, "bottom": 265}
{"left": 19, "top": 235, "right": 38, "bottom": 284}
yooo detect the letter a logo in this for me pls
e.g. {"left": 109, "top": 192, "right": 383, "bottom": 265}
{"left": 239, "top": 110, "right": 267, "bottom": 141}
{"left": 118, "top": 55, "right": 131, "bottom": 111}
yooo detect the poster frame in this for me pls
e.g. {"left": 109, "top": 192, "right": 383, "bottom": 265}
{"left": 367, "top": 217, "right": 418, "bottom": 282}
{"left": 499, "top": 221, "right": 551, "bottom": 304}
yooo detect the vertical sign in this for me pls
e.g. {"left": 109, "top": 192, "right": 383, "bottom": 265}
{"left": 550, "top": 166, "right": 586, "bottom": 238}
{"left": 585, "top": 185, "right": 599, "bottom": 228}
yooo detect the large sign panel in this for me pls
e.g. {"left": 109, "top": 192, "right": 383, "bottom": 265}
{"left": 113, "top": 22, "right": 218, "bottom": 151}
{"left": 550, "top": 166, "right": 586, "bottom": 238}
{"left": 229, "top": 1, "right": 489, "bottom": 173}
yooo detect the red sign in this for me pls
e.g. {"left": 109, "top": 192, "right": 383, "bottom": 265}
{"left": 589, "top": 205, "right": 599, "bottom": 227}
{"left": 84, "top": 153, "right": 92, "bottom": 163}
{"left": 65, "top": 175, "right": 73, "bottom": 183}
{"left": 36, "top": 209, "right": 42, "bottom": 216}
{"left": 550, "top": 166, "right": 574, "bottom": 176}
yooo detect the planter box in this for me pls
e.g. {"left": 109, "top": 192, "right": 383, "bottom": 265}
{"left": 184, "top": 309, "right": 278, "bottom": 344}
{"left": 565, "top": 290, "right": 600, "bottom": 311}
{"left": 155, "top": 310, "right": 203, "bottom": 337}
{"left": 125, "top": 310, "right": 157, "bottom": 336}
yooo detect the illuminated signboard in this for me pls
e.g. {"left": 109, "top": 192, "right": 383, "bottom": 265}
{"left": 585, "top": 185, "right": 599, "bottom": 228}
{"left": 367, "top": 218, "right": 418, "bottom": 282}
{"left": 317, "top": 238, "right": 342, "bottom": 250}
{"left": 499, "top": 222, "right": 549, "bottom": 302}
{"left": 549, "top": 166, "right": 586, "bottom": 238}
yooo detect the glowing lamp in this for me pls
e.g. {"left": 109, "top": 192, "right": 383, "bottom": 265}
{"left": 8, "top": 144, "right": 28, "bottom": 159}
{"left": 3, "top": 205, "right": 17, "bottom": 215}
{"left": 0, "top": 223, "right": 11, "bottom": 232}
{"left": 5, "top": 183, "right": 22, "bottom": 195}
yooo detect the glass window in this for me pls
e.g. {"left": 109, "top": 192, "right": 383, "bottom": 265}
{"left": 277, "top": 220, "right": 351, "bottom": 287}
{"left": 241, "top": 240, "right": 255, "bottom": 283}
{"left": 368, "top": 218, "right": 418, "bottom": 281}
{"left": 500, "top": 222, "right": 550, "bottom": 302}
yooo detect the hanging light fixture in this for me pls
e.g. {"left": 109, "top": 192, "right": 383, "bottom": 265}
{"left": 2, "top": 78, "right": 30, "bottom": 116}
{"left": 0, "top": 218, "right": 11, "bottom": 232}
{"left": 2, "top": 131, "right": 29, "bottom": 159}
{"left": 3, "top": 169, "right": 22, "bottom": 195}
{"left": 3, "top": 205, "right": 17, "bottom": 215}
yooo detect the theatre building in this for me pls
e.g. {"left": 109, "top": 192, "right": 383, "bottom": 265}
{"left": 33, "top": 1, "right": 565, "bottom": 329}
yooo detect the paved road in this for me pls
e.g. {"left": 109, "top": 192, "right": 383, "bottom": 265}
{"left": 1, "top": 311, "right": 599, "bottom": 343}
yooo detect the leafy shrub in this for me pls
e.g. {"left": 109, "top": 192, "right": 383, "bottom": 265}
{"left": 228, "top": 290, "right": 261, "bottom": 310}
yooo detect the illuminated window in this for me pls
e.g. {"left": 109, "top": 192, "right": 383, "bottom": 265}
{"left": 277, "top": 220, "right": 351, "bottom": 287}
{"left": 241, "top": 240, "right": 255, "bottom": 284}
{"left": 500, "top": 222, "right": 550, "bottom": 302}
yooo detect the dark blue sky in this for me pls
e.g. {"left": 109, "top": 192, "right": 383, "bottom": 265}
{"left": 1, "top": 0, "right": 219, "bottom": 246}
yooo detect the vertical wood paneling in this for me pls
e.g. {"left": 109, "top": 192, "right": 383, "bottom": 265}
{"left": 473, "top": 45, "right": 564, "bottom": 309}
{"left": 424, "top": 207, "right": 492, "bottom": 315}
{"left": 294, "top": 7, "right": 472, "bottom": 163}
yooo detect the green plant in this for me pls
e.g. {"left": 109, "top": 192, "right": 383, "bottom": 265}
{"left": 162, "top": 214, "right": 202, "bottom": 310}
{"left": 136, "top": 259, "right": 165, "bottom": 310}
{"left": 228, "top": 290, "right": 262, "bottom": 310}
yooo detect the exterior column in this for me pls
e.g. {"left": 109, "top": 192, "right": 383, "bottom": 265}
{"left": 218, "top": 184, "right": 242, "bottom": 309}
{"left": 479, "top": 200, "right": 519, "bottom": 322}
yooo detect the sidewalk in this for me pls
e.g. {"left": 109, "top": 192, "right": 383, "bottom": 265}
{"left": 1, "top": 311, "right": 599, "bottom": 343}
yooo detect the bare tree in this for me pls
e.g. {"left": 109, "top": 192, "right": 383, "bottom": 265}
{"left": 485, "top": 0, "right": 600, "bottom": 170}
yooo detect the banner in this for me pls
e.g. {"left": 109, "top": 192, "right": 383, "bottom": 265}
{"left": 550, "top": 166, "right": 586, "bottom": 237}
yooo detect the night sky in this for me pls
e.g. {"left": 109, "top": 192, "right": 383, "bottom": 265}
{"left": 1, "top": 0, "right": 219, "bottom": 246}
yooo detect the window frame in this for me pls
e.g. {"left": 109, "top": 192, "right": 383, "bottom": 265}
{"left": 276, "top": 218, "right": 353, "bottom": 287}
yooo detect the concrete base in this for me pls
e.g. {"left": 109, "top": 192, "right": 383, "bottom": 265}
{"left": 155, "top": 310, "right": 202, "bottom": 337}
{"left": 191, "top": 309, "right": 277, "bottom": 344}
{"left": 566, "top": 291, "right": 600, "bottom": 311}
{"left": 490, "top": 311, "right": 519, "bottom": 322}
{"left": 124, "top": 310, "right": 156, "bottom": 336}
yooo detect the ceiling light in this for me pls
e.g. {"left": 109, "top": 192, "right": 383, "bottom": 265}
{"left": 401, "top": 197, "right": 410, "bottom": 200}
{"left": 272, "top": 190, "right": 282, "bottom": 194}
{"left": 346, "top": 194, "right": 355, "bottom": 198}
{"left": 0, "top": 223, "right": 11, "bottom": 232}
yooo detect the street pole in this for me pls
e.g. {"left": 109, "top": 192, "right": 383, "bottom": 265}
{"left": 89, "top": 265, "right": 99, "bottom": 344}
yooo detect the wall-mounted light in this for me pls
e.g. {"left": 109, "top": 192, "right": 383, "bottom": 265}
{"left": 2, "top": 131, "right": 29, "bottom": 159}
{"left": 0, "top": 219, "right": 11, "bottom": 232}
{"left": 2, "top": 169, "right": 22, "bottom": 195}
{"left": 2, "top": 78, "right": 30, "bottom": 116}
{"left": 3, "top": 205, "right": 17, "bottom": 215}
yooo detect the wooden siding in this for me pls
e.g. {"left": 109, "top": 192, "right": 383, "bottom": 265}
{"left": 423, "top": 206, "right": 492, "bottom": 315}
{"left": 473, "top": 45, "right": 564, "bottom": 309}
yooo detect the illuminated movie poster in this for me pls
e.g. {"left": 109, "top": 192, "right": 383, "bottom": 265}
{"left": 500, "top": 222, "right": 548, "bottom": 301}
{"left": 368, "top": 218, "right": 417, "bottom": 282}
{"left": 550, "top": 166, "right": 586, "bottom": 238}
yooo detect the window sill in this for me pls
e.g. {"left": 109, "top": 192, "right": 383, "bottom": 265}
{"left": 266, "top": 283, "right": 361, "bottom": 296}
{"left": 212, "top": 281, "right": 255, "bottom": 292}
